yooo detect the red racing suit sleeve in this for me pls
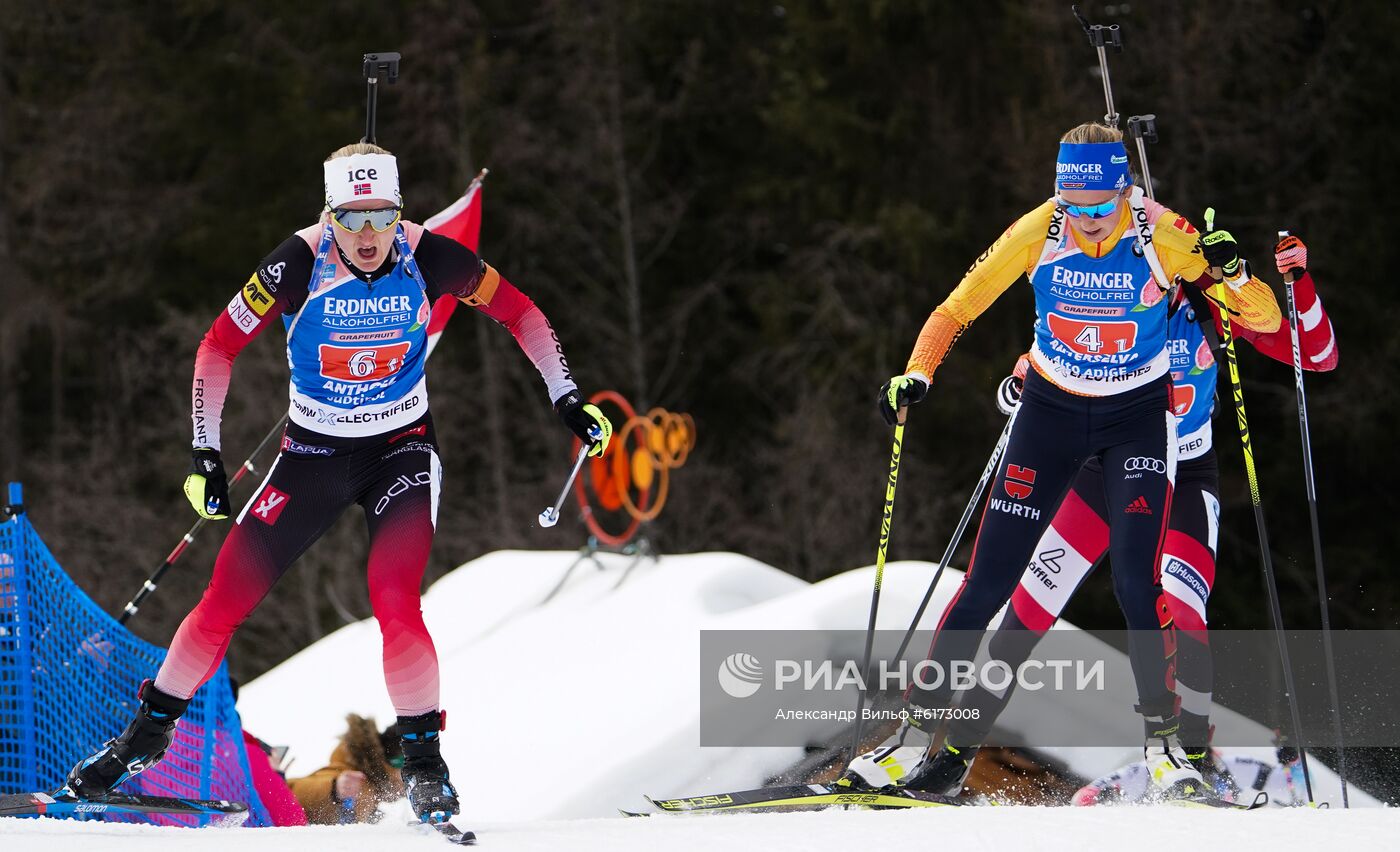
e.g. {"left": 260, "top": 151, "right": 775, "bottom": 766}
{"left": 416, "top": 230, "right": 579, "bottom": 404}
{"left": 466, "top": 272, "right": 578, "bottom": 404}
{"left": 1232, "top": 270, "right": 1338, "bottom": 371}
{"left": 192, "top": 236, "right": 310, "bottom": 451}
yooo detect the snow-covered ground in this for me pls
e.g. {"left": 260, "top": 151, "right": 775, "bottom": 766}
{"left": 2, "top": 550, "right": 1388, "bottom": 849}
{"left": 3, "top": 799, "right": 1396, "bottom": 852}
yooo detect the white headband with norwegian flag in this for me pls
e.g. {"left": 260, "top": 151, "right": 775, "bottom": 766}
{"left": 324, "top": 153, "right": 402, "bottom": 209}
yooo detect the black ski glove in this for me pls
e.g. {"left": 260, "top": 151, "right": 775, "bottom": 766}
{"left": 554, "top": 391, "right": 613, "bottom": 458}
{"left": 1200, "top": 209, "right": 1242, "bottom": 277}
{"left": 183, "top": 447, "right": 230, "bottom": 520}
{"left": 877, "top": 374, "right": 928, "bottom": 426}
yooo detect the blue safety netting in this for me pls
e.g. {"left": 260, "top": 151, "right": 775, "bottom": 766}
{"left": 0, "top": 483, "right": 270, "bottom": 826}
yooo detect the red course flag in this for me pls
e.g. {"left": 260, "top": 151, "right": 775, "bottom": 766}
{"left": 422, "top": 173, "right": 486, "bottom": 355}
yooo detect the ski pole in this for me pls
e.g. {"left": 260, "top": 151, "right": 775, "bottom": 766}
{"left": 886, "top": 411, "right": 1014, "bottom": 672}
{"left": 1072, "top": 5, "right": 1124, "bottom": 128}
{"left": 119, "top": 416, "right": 286, "bottom": 624}
{"left": 538, "top": 427, "right": 601, "bottom": 528}
{"left": 361, "top": 52, "right": 401, "bottom": 144}
{"left": 1203, "top": 208, "right": 1313, "bottom": 802}
{"left": 1126, "top": 114, "right": 1158, "bottom": 199}
{"left": 1280, "top": 228, "right": 1349, "bottom": 807}
{"left": 844, "top": 409, "right": 909, "bottom": 771}
{"left": 1073, "top": 6, "right": 1159, "bottom": 199}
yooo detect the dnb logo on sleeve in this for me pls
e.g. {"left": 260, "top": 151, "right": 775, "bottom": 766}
{"left": 226, "top": 273, "right": 277, "bottom": 334}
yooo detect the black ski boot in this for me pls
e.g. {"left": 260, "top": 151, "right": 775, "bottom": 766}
{"left": 66, "top": 680, "right": 190, "bottom": 799}
{"left": 1181, "top": 717, "right": 1241, "bottom": 801}
{"left": 903, "top": 742, "right": 978, "bottom": 795}
{"left": 1185, "top": 748, "right": 1242, "bottom": 801}
{"left": 399, "top": 710, "right": 460, "bottom": 824}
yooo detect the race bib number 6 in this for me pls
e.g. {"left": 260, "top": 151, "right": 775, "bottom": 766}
{"left": 318, "top": 342, "right": 412, "bottom": 382}
{"left": 1047, "top": 314, "right": 1139, "bottom": 356}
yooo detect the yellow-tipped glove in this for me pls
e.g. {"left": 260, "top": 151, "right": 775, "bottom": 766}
{"left": 877, "top": 374, "right": 928, "bottom": 426}
{"left": 554, "top": 392, "right": 613, "bottom": 458}
{"left": 1200, "top": 207, "right": 1243, "bottom": 278}
{"left": 183, "top": 447, "right": 231, "bottom": 520}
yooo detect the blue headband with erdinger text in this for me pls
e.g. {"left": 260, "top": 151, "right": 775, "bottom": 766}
{"left": 1055, "top": 141, "right": 1132, "bottom": 192}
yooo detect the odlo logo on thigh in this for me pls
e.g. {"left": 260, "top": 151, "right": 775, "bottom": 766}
{"left": 375, "top": 472, "right": 432, "bottom": 516}
{"left": 252, "top": 485, "right": 291, "bottom": 525}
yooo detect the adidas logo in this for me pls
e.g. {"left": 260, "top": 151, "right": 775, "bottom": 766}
{"left": 1126, "top": 496, "right": 1153, "bottom": 515}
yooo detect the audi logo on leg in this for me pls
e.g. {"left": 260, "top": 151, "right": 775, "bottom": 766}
{"left": 1125, "top": 457, "right": 1166, "bottom": 473}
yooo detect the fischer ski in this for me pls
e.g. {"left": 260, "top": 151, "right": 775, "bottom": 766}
{"left": 0, "top": 790, "right": 249, "bottom": 823}
{"left": 1166, "top": 790, "right": 1269, "bottom": 810}
{"left": 641, "top": 783, "right": 968, "bottom": 814}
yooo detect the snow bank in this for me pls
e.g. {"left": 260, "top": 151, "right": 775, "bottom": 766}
{"left": 239, "top": 550, "right": 812, "bottom": 821}
{"left": 236, "top": 551, "right": 1369, "bottom": 816}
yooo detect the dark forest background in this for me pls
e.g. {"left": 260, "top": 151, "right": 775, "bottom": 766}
{"left": 2, "top": 0, "right": 1397, "bottom": 749}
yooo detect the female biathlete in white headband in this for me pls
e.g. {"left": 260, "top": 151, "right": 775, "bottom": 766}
{"left": 67, "top": 143, "right": 612, "bottom": 826}
{"left": 935, "top": 232, "right": 1337, "bottom": 800}
{"left": 844, "top": 122, "right": 1282, "bottom": 799}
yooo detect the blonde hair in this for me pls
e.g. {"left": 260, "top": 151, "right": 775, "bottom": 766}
{"left": 1060, "top": 122, "right": 1123, "bottom": 144}
{"left": 325, "top": 141, "right": 392, "bottom": 162}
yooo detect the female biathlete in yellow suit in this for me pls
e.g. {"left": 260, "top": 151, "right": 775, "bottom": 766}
{"left": 844, "top": 122, "right": 1280, "bottom": 800}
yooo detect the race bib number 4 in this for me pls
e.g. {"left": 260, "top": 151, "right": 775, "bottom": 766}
{"left": 1047, "top": 314, "right": 1140, "bottom": 356}
{"left": 318, "top": 342, "right": 412, "bottom": 382}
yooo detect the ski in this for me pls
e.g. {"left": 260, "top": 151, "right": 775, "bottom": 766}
{"left": 641, "top": 783, "right": 967, "bottom": 814}
{"left": 0, "top": 790, "right": 249, "bottom": 823}
{"left": 408, "top": 819, "right": 478, "bottom": 846}
{"left": 430, "top": 822, "right": 478, "bottom": 846}
{"left": 1166, "top": 790, "right": 1269, "bottom": 810}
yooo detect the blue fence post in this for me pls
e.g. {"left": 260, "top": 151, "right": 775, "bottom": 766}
{"left": 0, "top": 482, "right": 38, "bottom": 794}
